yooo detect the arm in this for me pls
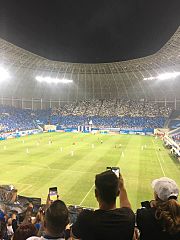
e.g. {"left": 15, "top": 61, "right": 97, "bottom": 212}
{"left": 133, "top": 227, "right": 140, "bottom": 240}
{"left": 12, "top": 213, "right": 18, "bottom": 233}
{"left": 22, "top": 204, "right": 33, "bottom": 224}
{"left": 119, "top": 174, "right": 131, "bottom": 208}
{"left": 70, "top": 228, "right": 80, "bottom": 240}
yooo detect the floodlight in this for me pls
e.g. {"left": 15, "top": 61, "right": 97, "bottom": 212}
{"left": 35, "top": 76, "right": 73, "bottom": 84}
{"left": 143, "top": 77, "right": 156, "bottom": 81}
{"left": 0, "top": 66, "right": 10, "bottom": 82}
{"left": 157, "top": 72, "right": 180, "bottom": 80}
{"left": 143, "top": 71, "right": 180, "bottom": 81}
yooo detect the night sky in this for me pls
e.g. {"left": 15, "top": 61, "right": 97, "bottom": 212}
{"left": 0, "top": 0, "right": 180, "bottom": 63}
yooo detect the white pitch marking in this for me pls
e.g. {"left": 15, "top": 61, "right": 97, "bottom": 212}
{"left": 79, "top": 184, "right": 95, "bottom": 206}
{"left": 18, "top": 184, "right": 33, "bottom": 194}
{"left": 152, "top": 140, "right": 165, "bottom": 177}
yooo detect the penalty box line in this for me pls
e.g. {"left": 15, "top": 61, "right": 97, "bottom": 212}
{"left": 79, "top": 184, "right": 95, "bottom": 206}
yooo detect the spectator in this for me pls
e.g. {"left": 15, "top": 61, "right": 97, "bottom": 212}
{"left": 13, "top": 223, "right": 37, "bottom": 240}
{"left": 11, "top": 203, "right": 34, "bottom": 234}
{"left": 71, "top": 170, "right": 135, "bottom": 240}
{"left": 27, "top": 200, "right": 69, "bottom": 240}
{"left": 136, "top": 177, "right": 180, "bottom": 240}
{"left": 33, "top": 210, "right": 44, "bottom": 231}
{"left": 6, "top": 218, "right": 13, "bottom": 240}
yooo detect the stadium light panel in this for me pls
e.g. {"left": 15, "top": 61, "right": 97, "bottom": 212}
{"left": 143, "top": 77, "right": 156, "bottom": 81}
{"left": 35, "top": 76, "right": 73, "bottom": 84}
{"left": 0, "top": 66, "right": 10, "bottom": 82}
{"left": 157, "top": 72, "right": 180, "bottom": 80}
{"left": 143, "top": 72, "right": 180, "bottom": 81}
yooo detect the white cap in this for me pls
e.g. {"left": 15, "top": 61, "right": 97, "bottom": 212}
{"left": 151, "top": 177, "right": 179, "bottom": 201}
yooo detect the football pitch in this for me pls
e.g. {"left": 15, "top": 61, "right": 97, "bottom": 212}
{"left": 0, "top": 132, "right": 179, "bottom": 211}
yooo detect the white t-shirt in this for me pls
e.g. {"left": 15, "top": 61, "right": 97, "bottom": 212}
{"left": 27, "top": 237, "right": 65, "bottom": 240}
{"left": 7, "top": 225, "right": 14, "bottom": 236}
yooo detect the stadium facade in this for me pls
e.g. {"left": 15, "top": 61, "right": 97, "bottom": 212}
{"left": 0, "top": 26, "right": 180, "bottom": 110}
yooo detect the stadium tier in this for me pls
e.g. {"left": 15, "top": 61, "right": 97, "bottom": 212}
{"left": 0, "top": 100, "right": 172, "bottom": 132}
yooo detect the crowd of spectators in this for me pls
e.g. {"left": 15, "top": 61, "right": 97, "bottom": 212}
{"left": 0, "top": 100, "right": 172, "bottom": 132}
{"left": 50, "top": 115, "right": 166, "bottom": 129}
{"left": 50, "top": 99, "right": 172, "bottom": 129}
{"left": 0, "top": 172, "right": 179, "bottom": 240}
{"left": 0, "top": 106, "right": 36, "bottom": 132}
{"left": 52, "top": 99, "right": 171, "bottom": 117}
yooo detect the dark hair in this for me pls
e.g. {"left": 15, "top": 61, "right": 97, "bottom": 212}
{"left": 95, "top": 170, "right": 119, "bottom": 204}
{"left": 155, "top": 199, "right": 180, "bottom": 235}
{"left": 13, "top": 223, "right": 37, "bottom": 240}
{"left": 45, "top": 200, "right": 69, "bottom": 237}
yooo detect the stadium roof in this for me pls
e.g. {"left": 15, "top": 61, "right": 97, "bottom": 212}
{"left": 0, "top": 27, "right": 180, "bottom": 101}
{"left": 1, "top": 1, "right": 180, "bottom": 63}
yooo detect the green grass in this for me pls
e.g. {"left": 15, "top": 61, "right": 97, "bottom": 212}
{"left": 0, "top": 132, "right": 179, "bottom": 211}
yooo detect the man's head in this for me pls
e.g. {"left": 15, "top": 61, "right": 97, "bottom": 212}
{"left": 95, "top": 170, "right": 119, "bottom": 205}
{"left": 13, "top": 223, "right": 38, "bottom": 240}
{"left": 44, "top": 200, "right": 69, "bottom": 237}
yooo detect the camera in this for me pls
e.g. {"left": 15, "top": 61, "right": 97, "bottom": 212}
{"left": 141, "top": 201, "right": 151, "bottom": 209}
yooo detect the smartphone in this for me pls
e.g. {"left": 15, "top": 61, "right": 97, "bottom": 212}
{"left": 106, "top": 167, "right": 120, "bottom": 178}
{"left": 49, "top": 187, "right": 58, "bottom": 201}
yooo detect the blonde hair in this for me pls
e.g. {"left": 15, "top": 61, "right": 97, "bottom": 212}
{"left": 155, "top": 198, "right": 180, "bottom": 235}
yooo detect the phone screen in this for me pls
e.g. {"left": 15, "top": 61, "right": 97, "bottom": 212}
{"left": 49, "top": 187, "right": 58, "bottom": 201}
{"left": 106, "top": 167, "right": 120, "bottom": 178}
{"left": 112, "top": 168, "right": 120, "bottom": 178}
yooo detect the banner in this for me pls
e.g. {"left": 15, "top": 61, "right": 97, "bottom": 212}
{"left": 44, "top": 125, "right": 56, "bottom": 131}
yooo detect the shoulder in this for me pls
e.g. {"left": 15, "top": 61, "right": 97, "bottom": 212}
{"left": 113, "top": 207, "right": 135, "bottom": 222}
{"left": 114, "top": 207, "right": 135, "bottom": 216}
{"left": 93, "top": 207, "right": 134, "bottom": 217}
{"left": 78, "top": 209, "right": 94, "bottom": 219}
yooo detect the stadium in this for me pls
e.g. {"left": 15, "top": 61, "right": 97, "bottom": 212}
{"left": 0, "top": 2, "right": 180, "bottom": 239}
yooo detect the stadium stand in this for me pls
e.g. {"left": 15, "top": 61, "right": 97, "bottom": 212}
{"left": 0, "top": 100, "right": 172, "bottom": 132}
{"left": 168, "top": 110, "right": 180, "bottom": 130}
